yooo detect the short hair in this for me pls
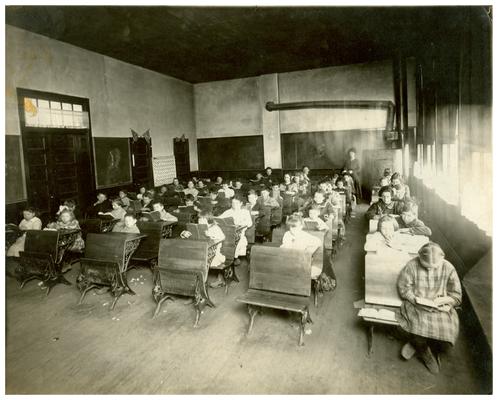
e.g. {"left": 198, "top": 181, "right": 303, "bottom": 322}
{"left": 377, "top": 215, "right": 396, "bottom": 231}
{"left": 97, "top": 191, "right": 107, "bottom": 197}
{"left": 119, "top": 189, "right": 128, "bottom": 195}
{"left": 287, "top": 215, "right": 303, "bottom": 228}
{"left": 265, "top": 166, "right": 272, "bottom": 171}
{"left": 248, "top": 189, "right": 257, "bottom": 195}
{"left": 260, "top": 187, "right": 269, "bottom": 193}
{"left": 124, "top": 212, "right": 137, "bottom": 220}
{"left": 58, "top": 209, "right": 75, "bottom": 221}
{"left": 347, "top": 147, "right": 356, "bottom": 154}
{"left": 302, "top": 165, "right": 309, "bottom": 170}
{"left": 209, "top": 187, "right": 219, "bottom": 194}
{"left": 232, "top": 196, "right": 243, "bottom": 204}
{"left": 402, "top": 201, "right": 418, "bottom": 214}
{"left": 391, "top": 172, "right": 401, "bottom": 181}
{"left": 379, "top": 186, "right": 393, "bottom": 197}
{"left": 335, "top": 178, "right": 345, "bottom": 185}
{"left": 63, "top": 199, "right": 76, "bottom": 208}
{"left": 185, "top": 194, "right": 195, "bottom": 202}
{"left": 23, "top": 206, "right": 37, "bottom": 215}
{"left": 198, "top": 210, "right": 215, "bottom": 224}
{"left": 152, "top": 200, "right": 164, "bottom": 207}
{"left": 143, "top": 193, "right": 153, "bottom": 200}
{"left": 383, "top": 168, "right": 392, "bottom": 176}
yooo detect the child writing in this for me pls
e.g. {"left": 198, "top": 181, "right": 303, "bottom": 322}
{"left": 7, "top": 206, "right": 42, "bottom": 257}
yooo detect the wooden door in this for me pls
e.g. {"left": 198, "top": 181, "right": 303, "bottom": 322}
{"left": 173, "top": 138, "right": 190, "bottom": 181}
{"left": 22, "top": 130, "right": 93, "bottom": 217}
{"left": 130, "top": 137, "right": 153, "bottom": 188}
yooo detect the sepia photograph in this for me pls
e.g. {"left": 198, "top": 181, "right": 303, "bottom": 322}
{"left": 3, "top": 2, "right": 493, "bottom": 395}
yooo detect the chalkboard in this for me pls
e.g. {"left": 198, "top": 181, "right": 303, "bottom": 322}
{"left": 197, "top": 135, "right": 264, "bottom": 171}
{"left": 6, "top": 135, "right": 27, "bottom": 204}
{"left": 281, "top": 131, "right": 345, "bottom": 170}
{"left": 93, "top": 137, "right": 133, "bottom": 189}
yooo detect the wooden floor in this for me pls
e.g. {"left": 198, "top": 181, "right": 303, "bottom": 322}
{"left": 5, "top": 205, "right": 491, "bottom": 394}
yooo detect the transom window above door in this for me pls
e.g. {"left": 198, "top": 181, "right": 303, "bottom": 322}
{"left": 23, "top": 97, "right": 89, "bottom": 129}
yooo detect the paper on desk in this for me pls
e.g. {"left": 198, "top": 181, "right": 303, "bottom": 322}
{"left": 358, "top": 308, "right": 397, "bottom": 322}
{"left": 353, "top": 299, "right": 365, "bottom": 309}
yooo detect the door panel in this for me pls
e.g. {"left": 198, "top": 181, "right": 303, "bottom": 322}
{"left": 22, "top": 130, "right": 93, "bottom": 217}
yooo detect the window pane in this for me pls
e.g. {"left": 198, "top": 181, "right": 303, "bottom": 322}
{"left": 72, "top": 104, "right": 82, "bottom": 112}
{"left": 62, "top": 102, "right": 72, "bottom": 111}
{"left": 50, "top": 101, "right": 61, "bottom": 110}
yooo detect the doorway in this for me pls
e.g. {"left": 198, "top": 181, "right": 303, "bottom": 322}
{"left": 17, "top": 89, "right": 94, "bottom": 219}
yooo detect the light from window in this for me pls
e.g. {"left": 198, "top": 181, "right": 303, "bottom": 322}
{"left": 23, "top": 97, "right": 89, "bottom": 129}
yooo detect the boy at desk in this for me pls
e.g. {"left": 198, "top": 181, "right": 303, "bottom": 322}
{"left": 151, "top": 201, "right": 178, "bottom": 223}
{"left": 112, "top": 212, "right": 140, "bottom": 234}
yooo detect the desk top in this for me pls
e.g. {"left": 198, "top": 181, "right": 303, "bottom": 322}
{"left": 364, "top": 232, "right": 428, "bottom": 254}
{"left": 107, "top": 233, "right": 147, "bottom": 241}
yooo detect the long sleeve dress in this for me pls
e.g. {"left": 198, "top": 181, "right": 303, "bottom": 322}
{"left": 7, "top": 217, "right": 43, "bottom": 257}
{"left": 396, "top": 258, "right": 462, "bottom": 345}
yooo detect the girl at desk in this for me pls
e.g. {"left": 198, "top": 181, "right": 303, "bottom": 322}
{"left": 7, "top": 206, "right": 42, "bottom": 257}
{"left": 396, "top": 242, "right": 462, "bottom": 375}
{"left": 45, "top": 209, "right": 85, "bottom": 252}
{"left": 364, "top": 216, "right": 427, "bottom": 254}
{"left": 398, "top": 202, "right": 432, "bottom": 236}
{"left": 365, "top": 186, "right": 404, "bottom": 221}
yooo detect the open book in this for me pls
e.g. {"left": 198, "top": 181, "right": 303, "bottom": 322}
{"left": 415, "top": 297, "right": 451, "bottom": 312}
{"left": 141, "top": 211, "right": 161, "bottom": 222}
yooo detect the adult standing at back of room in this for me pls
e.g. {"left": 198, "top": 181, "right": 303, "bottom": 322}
{"left": 343, "top": 147, "right": 362, "bottom": 200}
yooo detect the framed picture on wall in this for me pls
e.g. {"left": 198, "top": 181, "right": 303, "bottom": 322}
{"left": 93, "top": 137, "right": 132, "bottom": 189}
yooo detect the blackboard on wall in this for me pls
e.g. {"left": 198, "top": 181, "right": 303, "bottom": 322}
{"left": 6, "top": 135, "right": 27, "bottom": 204}
{"left": 197, "top": 135, "right": 264, "bottom": 171}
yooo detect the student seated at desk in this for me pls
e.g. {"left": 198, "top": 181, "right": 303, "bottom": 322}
{"left": 99, "top": 198, "right": 126, "bottom": 221}
{"left": 250, "top": 172, "right": 265, "bottom": 185}
{"left": 45, "top": 209, "right": 85, "bottom": 252}
{"left": 379, "top": 177, "right": 390, "bottom": 188}
{"left": 257, "top": 187, "right": 280, "bottom": 209}
{"left": 300, "top": 191, "right": 334, "bottom": 220}
{"left": 280, "top": 215, "right": 322, "bottom": 278}
{"left": 183, "top": 180, "right": 198, "bottom": 199}
{"left": 231, "top": 179, "right": 245, "bottom": 198}
{"left": 87, "top": 192, "right": 113, "bottom": 217}
{"left": 171, "top": 178, "right": 184, "bottom": 193}
{"left": 7, "top": 206, "right": 42, "bottom": 257}
{"left": 218, "top": 182, "right": 235, "bottom": 199}
{"left": 398, "top": 202, "right": 431, "bottom": 237}
{"left": 245, "top": 192, "right": 259, "bottom": 215}
{"left": 391, "top": 172, "right": 411, "bottom": 201}
{"left": 136, "top": 186, "right": 147, "bottom": 200}
{"left": 382, "top": 167, "right": 393, "bottom": 182}
{"left": 118, "top": 190, "right": 131, "bottom": 209}
{"left": 303, "top": 207, "right": 329, "bottom": 231}
{"left": 396, "top": 242, "right": 462, "bottom": 374}
{"left": 334, "top": 178, "right": 352, "bottom": 208}
{"left": 141, "top": 193, "right": 154, "bottom": 212}
{"left": 280, "top": 173, "right": 298, "bottom": 195}
{"left": 152, "top": 201, "right": 178, "bottom": 223}
{"left": 218, "top": 197, "right": 253, "bottom": 265}
{"left": 196, "top": 180, "right": 209, "bottom": 197}
{"left": 365, "top": 186, "right": 404, "bottom": 220}
{"left": 181, "top": 211, "right": 226, "bottom": 270}
{"left": 112, "top": 212, "right": 140, "bottom": 233}
{"left": 270, "top": 183, "right": 283, "bottom": 207}
{"left": 365, "top": 216, "right": 428, "bottom": 254}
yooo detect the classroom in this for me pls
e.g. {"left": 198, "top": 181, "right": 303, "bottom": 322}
{"left": 4, "top": 5, "right": 492, "bottom": 395}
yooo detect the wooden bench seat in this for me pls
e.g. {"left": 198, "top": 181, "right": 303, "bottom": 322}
{"left": 238, "top": 288, "right": 310, "bottom": 313}
{"left": 237, "top": 245, "right": 313, "bottom": 346}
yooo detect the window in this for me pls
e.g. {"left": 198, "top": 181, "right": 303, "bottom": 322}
{"left": 23, "top": 97, "right": 89, "bottom": 129}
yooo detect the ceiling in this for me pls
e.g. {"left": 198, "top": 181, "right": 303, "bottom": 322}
{"left": 5, "top": 6, "right": 484, "bottom": 83}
